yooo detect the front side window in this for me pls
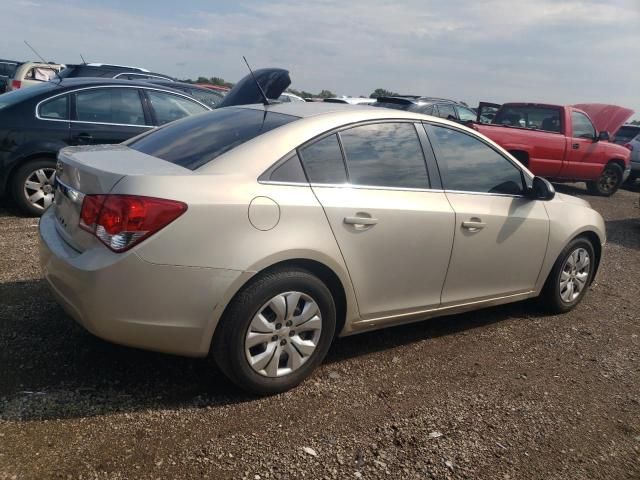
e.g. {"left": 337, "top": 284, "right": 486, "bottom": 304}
{"left": 147, "top": 90, "right": 208, "bottom": 125}
{"left": 456, "top": 106, "right": 477, "bottom": 122}
{"left": 427, "top": 125, "right": 524, "bottom": 195}
{"left": 493, "top": 106, "right": 561, "bottom": 132}
{"left": 39, "top": 95, "right": 68, "bottom": 119}
{"left": 339, "top": 122, "right": 429, "bottom": 189}
{"left": 571, "top": 111, "right": 596, "bottom": 139}
{"left": 435, "top": 103, "right": 456, "bottom": 120}
{"left": 75, "top": 88, "right": 146, "bottom": 125}
{"left": 299, "top": 134, "right": 347, "bottom": 184}
{"left": 128, "top": 107, "right": 298, "bottom": 170}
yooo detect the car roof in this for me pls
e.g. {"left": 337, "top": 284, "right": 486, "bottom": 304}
{"left": 376, "top": 96, "right": 461, "bottom": 106}
{"left": 44, "top": 78, "right": 182, "bottom": 89}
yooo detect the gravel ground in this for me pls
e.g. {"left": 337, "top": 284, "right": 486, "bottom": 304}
{"left": 0, "top": 183, "right": 639, "bottom": 480}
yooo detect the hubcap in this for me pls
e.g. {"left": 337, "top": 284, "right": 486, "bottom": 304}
{"left": 598, "top": 167, "right": 618, "bottom": 192}
{"left": 245, "top": 291, "right": 322, "bottom": 377}
{"left": 24, "top": 167, "right": 56, "bottom": 210}
{"left": 559, "top": 248, "right": 590, "bottom": 303}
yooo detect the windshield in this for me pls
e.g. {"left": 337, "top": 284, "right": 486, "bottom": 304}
{"left": 128, "top": 107, "right": 298, "bottom": 170}
{"left": 0, "top": 82, "right": 60, "bottom": 110}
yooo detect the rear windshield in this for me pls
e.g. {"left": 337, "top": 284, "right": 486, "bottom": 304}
{"left": 493, "top": 105, "right": 562, "bottom": 132}
{"left": 0, "top": 62, "right": 18, "bottom": 77}
{"left": 373, "top": 101, "right": 411, "bottom": 111}
{"left": 128, "top": 107, "right": 299, "bottom": 170}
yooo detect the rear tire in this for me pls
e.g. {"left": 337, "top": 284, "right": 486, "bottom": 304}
{"left": 586, "top": 163, "right": 623, "bottom": 196}
{"left": 539, "top": 237, "right": 596, "bottom": 314}
{"left": 212, "top": 267, "right": 336, "bottom": 395}
{"left": 10, "top": 158, "right": 57, "bottom": 217}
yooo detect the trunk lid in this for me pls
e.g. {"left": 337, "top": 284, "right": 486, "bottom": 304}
{"left": 53, "top": 144, "right": 190, "bottom": 252}
{"left": 572, "top": 103, "right": 634, "bottom": 136}
{"left": 217, "top": 68, "right": 290, "bottom": 109}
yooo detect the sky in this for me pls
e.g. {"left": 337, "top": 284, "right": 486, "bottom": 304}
{"left": 4, "top": 0, "right": 640, "bottom": 119}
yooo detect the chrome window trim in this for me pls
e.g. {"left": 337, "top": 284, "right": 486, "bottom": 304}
{"left": 444, "top": 189, "right": 526, "bottom": 199}
{"left": 54, "top": 176, "right": 85, "bottom": 205}
{"left": 34, "top": 85, "right": 210, "bottom": 126}
{"left": 258, "top": 180, "right": 310, "bottom": 187}
{"left": 309, "top": 182, "right": 445, "bottom": 193}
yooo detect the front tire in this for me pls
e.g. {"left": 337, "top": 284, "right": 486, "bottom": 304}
{"left": 10, "top": 159, "right": 57, "bottom": 216}
{"left": 539, "top": 237, "right": 596, "bottom": 314}
{"left": 213, "top": 268, "right": 336, "bottom": 395}
{"left": 586, "top": 163, "right": 623, "bottom": 196}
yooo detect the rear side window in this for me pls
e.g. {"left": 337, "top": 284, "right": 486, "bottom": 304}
{"left": 493, "top": 106, "right": 561, "bottom": 132}
{"left": 146, "top": 91, "right": 208, "bottom": 125}
{"left": 189, "top": 88, "right": 224, "bottom": 108}
{"left": 128, "top": 107, "right": 298, "bottom": 170}
{"left": 39, "top": 95, "right": 68, "bottom": 119}
{"left": 436, "top": 104, "right": 456, "bottom": 120}
{"left": 426, "top": 125, "right": 524, "bottom": 195}
{"left": 75, "top": 88, "right": 146, "bottom": 125}
{"left": 339, "top": 123, "right": 429, "bottom": 189}
{"left": 299, "top": 134, "right": 347, "bottom": 184}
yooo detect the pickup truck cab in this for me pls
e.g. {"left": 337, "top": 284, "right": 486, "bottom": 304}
{"left": 475, "top": 103, "right": 633, "bottom": 196}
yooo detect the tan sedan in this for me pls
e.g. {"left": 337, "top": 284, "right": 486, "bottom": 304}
{"left": 39, "top": 102, "right": 605, "bottom": 394}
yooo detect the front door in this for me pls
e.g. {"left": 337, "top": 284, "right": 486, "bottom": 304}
{"left": 561, "top": 110, "right": 603, "bottom": 180}
{"left": 425, "top": 123, "right": 549, "bottom": 305}
{"left": 298, "top": 123, "right": 455, "bottom": 319}
{"left": 69, "top": 87, "right": 151, "bottom": 145}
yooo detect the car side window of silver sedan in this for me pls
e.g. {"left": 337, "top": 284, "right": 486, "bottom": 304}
{"left": 426, "top": 124, "right": 525, "bottom": 195}
{"left": 338, "top": 122, "right": 430, "bottom": 189}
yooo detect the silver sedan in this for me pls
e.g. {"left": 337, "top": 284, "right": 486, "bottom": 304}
{"left": 39, "top": 102, "right": 606, "bottom": 394}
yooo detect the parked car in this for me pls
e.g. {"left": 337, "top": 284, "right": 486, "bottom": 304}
{"left": 59, "top": 63, "right": 174, "bottom": 81}
{"left": 8, "top": 61, "right": 64, "bottom": 91}
{"left": 624, "top": 132, "right": 640, "bottom": 184}
{"left": 0, "top": 78, "right": 211, "bottom": 215}
{"left": 0, "top": 59, "right": 21, "bottom": 93}
{"left": 146, "top": 80, "right": 226, "bottom": 108}
{"left": 40, "top": 94, "right": 606, "bottom": 395}
{"left": 613, "top": 124, "right": 640, "bottom": 146}
{"left": 324, "top": 97, "right": 376, "bottom": 105}
{"left": 474, "top": 103, "right": 633, "bottom": 196}
{"left": 196, "top": 83, "right": 231, "bottom": 93}
{"left": 373, "top": 96, "right": 478, "bottom": 123}
{"left": 278, "top": 92, "right": 305, "bottom": 103}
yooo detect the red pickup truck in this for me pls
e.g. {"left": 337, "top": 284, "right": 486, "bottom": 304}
{"left": 474, "top": 103, "right": 633, "bottom": 196}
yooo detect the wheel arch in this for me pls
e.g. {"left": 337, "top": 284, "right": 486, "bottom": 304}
{"left": 2, "top": 151, "right": 58, "bottom": 194}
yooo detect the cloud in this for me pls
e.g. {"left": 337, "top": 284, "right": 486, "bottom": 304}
{"left": 2, "top": 0, "right": 639, "bottom": 116}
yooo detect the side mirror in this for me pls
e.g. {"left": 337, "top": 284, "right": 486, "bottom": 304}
{"left": 528, "top": 176, "right": 555, "bottom": 201}
{"left": 597, "top": 131, "right": 610, "bottom": 142}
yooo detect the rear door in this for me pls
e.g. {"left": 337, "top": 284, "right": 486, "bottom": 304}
{"left": 69, "top": 87, "right": 152, "bottom": 145}
{"left": 300, "top": 122, "right": 455, "bottom": 319}
{"left": 424, "top": 123, "right": 549, "bottom": 305}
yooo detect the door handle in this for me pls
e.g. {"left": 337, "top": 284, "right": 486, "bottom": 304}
{"left": 572, "top": 143, "right": 579, "bottom": 149}
{"left": 344, "top": 216, "right": 378, "bottom": 226}
{"left": 74, "top": 133, "right": 93, "bottom": 142}
{"left": 462, "top": 220, "right": 486, "bottom": 230}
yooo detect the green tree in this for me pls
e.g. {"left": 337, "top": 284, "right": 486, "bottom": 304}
{"left": 317, "top": 89, "right": 335, "bottom": 99}
{"left": 369, "top": 88, "right": 398, "bottom": 99}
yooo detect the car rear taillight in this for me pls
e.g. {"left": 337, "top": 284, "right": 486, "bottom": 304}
{"left": 11, "top": 80, "right": 21, "bottom": 89}
{"left": 624, "top": 143, "right": 633, "bottom": 151}
{"left": 79, "top": 195, "right": 187, "bottom": 252}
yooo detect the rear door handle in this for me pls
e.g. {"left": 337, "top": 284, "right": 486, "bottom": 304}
{"left": 462, "top": 220, "right": 486, "bottom": 230}
{"left": 572, "top": 143, "right": 579, "bottom": 149}
{"left": 344, "top": 216, "right": 378, "bottom": 226}
{"left": 74, "top": 133, "right": 93, "bottom": 142}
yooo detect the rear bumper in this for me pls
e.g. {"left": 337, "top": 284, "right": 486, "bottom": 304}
{"left": 39, "top": 208, "right": 243, "bottom": 357}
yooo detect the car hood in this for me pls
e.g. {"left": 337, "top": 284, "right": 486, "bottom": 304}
{"left": 217, "top": 68, "right": 290, "bottom": 109}
{"left": 572, "top": 103, "right": 634, "bottom": 136}
{"left": 555, "top": 192, "right": 591, "bottom": 208}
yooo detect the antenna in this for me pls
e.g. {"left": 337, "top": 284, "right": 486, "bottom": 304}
{"left": 80, "top": 53, "right": 87, "bottom": 64}
{"left": 243, "top": 56, "right": 270, "bottom": 106}
{"left": 24, "top": 40, "right": 63, "bottom": 84}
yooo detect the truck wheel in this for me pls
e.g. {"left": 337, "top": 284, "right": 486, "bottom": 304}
{"left": 10, "top": 158, "right": 57, "bottom": 216}
{"left": 586, "top": 163, "right": 623, "bottom": 197}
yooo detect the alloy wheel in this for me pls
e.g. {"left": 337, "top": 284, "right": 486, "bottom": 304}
{"left": 245, "top": 291, "right": 322, "bottom": 377}
{"left": 559, "top": 247, "right": 590, "bottom": 303}
{"left": 598, "top": 167, "right": 619, "bottom": 193}
{"left": 23, "top": 167, "right": 56, "bottom": 211}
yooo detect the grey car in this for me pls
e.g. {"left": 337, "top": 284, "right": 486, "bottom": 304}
{"left": 39, "top": 102, "right": 606, "bottom": 395}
